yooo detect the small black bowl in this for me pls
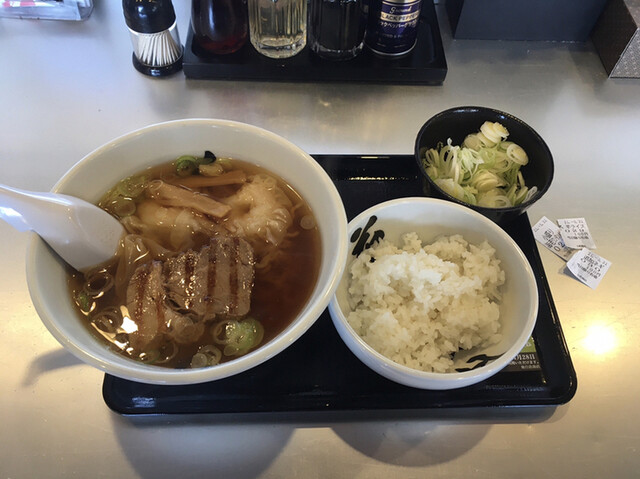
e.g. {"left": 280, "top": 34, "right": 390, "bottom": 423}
{"left": 414, "top": 106, "right": 554, "bottom": 225}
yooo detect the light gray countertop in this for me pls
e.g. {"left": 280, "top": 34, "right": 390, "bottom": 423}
{"left": 1, "top": 2, "right": 639, "bottom": 478}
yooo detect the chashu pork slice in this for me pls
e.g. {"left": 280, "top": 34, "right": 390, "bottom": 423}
{"left": 205, "top": 236, "right": 255, "bottom": 318}
{"left": 125, "top": 261, "right": 165, "bottom": 351}
{"left": 164, "top": 249, "right": 210, "bottom": 319}
{"left": 125, "top": 259, "right": 206, "bottom": 351}
{"left": 164, "top": 236, "right": 255, "bottom": 320}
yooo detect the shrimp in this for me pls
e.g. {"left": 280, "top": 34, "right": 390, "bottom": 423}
{"left": 223, "top": 174, "right": 293, "bottom": 255}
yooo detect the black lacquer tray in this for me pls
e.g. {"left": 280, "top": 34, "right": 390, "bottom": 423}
{"left": 182, "top": 1, "right": 447, "bottom": 85}
{"left": 103, "top": 155, "right": 577, "bottom": 415}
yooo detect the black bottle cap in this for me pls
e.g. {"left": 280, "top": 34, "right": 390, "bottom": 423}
{"left": 123, "top": 0, "right": 176, "bottom": 34}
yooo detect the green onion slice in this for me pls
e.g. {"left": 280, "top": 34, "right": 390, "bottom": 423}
{"left": 422, "top": 121, "right": 537, "bottom": 208}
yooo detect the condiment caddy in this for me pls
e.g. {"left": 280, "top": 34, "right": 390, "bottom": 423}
{"left": 182, "top": 0, "right": 447, "bottom": 84}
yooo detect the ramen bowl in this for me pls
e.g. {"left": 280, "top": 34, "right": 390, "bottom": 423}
{"left": 26, "top": 119, "right": 348, "bottom": 385}
{"left": 328, "top": 197, "right": 538, "bottom": 390}
{"left": 415, "top": 106, "right": 554, "bottom": 224}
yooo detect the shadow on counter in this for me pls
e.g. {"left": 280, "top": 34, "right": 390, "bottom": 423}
{"left": 22, "top": 348, "right": 84, "bottom": 386}
{"left": 107, "top": 404, "right": 562, "bottom": 476}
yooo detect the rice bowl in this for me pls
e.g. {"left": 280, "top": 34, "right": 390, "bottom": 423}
{"left": 329, "top": 197, "right": 539, "bottom": 390}
{"left": 347, "top": 232, "right": 505, "bottom": 374}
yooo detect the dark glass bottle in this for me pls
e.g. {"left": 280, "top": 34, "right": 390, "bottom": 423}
{"left": 191, "top": 0, "right": 248, "bottom": 55}
{"left": 309, "top": 0, "right": 368, "bottom": 60}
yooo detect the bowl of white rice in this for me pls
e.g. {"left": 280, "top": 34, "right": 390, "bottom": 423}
{"left": 328, "top": 197, "right": 538, "bottom": 390}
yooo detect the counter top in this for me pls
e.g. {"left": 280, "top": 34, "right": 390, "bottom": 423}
{"left": 1, "top": 2, "right": 639, "bottom": 478}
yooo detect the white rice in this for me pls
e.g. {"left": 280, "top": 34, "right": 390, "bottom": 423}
{"left": 347, "top": 233, "right": 505, "bottom": 373}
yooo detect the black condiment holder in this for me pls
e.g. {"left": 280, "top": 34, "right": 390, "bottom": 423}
{"left": 182, "top": 1, "right": 447, "bottom": 84}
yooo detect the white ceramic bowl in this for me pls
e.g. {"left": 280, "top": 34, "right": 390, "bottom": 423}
{"left": 328, "top": 197, "right": 538, "bottom": 390}
{"left": 26, "top": 119, "right": 348, "bottom": 385}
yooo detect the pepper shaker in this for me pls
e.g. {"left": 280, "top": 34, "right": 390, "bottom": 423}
{"left": 123, "top": 0, "right": 183, "bottom": 77}
{"left": 366, "top": 0, "right": 424, "bottom": 57}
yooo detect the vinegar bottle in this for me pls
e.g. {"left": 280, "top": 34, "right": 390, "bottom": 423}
{"left": 191, "top": 0, "right": 248, "bottom": 55}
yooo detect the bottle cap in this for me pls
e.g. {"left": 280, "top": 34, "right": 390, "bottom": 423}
{"left": 122, "top": 0, "right": 176, "bottom": 34}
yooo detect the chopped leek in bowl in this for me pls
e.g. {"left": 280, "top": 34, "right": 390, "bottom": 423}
{"left": 415, "top": 106, "right": 554, "bottom": 224}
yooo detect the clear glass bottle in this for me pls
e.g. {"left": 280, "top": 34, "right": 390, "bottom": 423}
{"left": 309, "top": 0, "right": 368, "bottom": 60}
{"left": 247, "top": 0, "right": 307, "bottom": 59}
{"left": 191, "top": 0, "right": 249, "bottom": 55}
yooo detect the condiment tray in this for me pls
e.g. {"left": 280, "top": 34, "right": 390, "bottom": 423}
{"left": 182, "top": 2, "right": 447, "bottom": 85}
{"left": 103, "top": 154, "right": 577, "bottom": 415}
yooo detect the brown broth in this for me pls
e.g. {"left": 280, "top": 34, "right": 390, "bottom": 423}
{"left": 68, "top": 158, "right": 322, "bottom": 369}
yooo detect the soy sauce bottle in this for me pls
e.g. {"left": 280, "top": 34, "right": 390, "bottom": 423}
{"left": 191, "top": 0, "right": 248, "bottom": 55}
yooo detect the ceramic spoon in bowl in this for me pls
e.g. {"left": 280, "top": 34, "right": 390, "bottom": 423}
{"left": 0, "top": 184, "right": 125, "bottom": 272}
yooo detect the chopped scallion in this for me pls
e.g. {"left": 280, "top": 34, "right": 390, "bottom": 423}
{"left": 422, "top": 121, "right": 537, "bottom": 208}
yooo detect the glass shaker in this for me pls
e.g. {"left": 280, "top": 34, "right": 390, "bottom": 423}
{"left": 309, "top": 0, "right": 368, "bottom": 60}
{"left": 247, "top": 0, "right": 307, "bottom": 59}
{"left": 191, "top": 0, "right": 249, "bottom": 55}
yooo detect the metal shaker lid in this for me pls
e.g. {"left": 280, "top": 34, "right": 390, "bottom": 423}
{"left": 122, "top": 0, "right": 176, "bottom": 34}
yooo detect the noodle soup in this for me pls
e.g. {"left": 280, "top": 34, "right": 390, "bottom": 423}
{"left": 68, "top": 154, "right": 321, "bottom": 369}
